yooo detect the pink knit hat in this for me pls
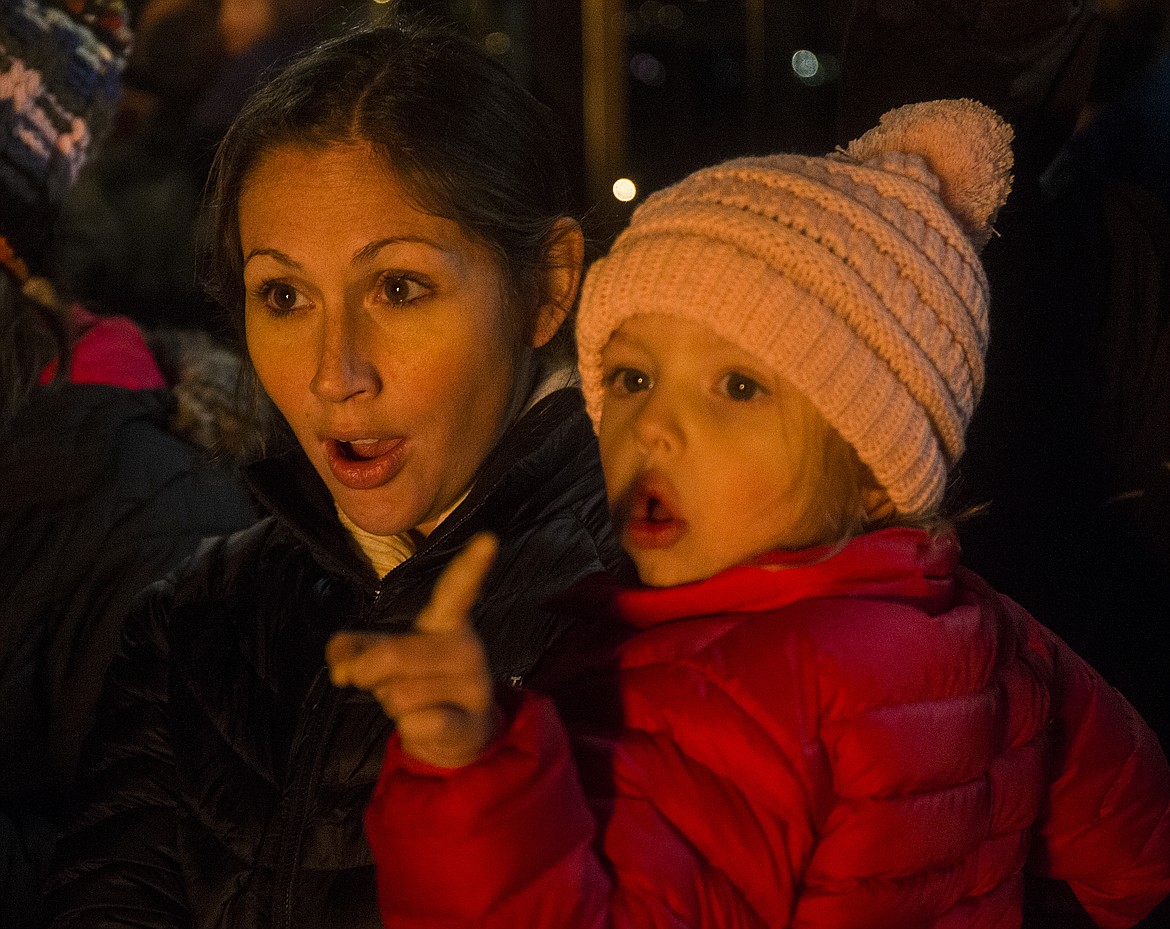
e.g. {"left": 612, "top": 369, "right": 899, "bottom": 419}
{"left": 577, "top": 99, "right": 1014, "bottom": 518}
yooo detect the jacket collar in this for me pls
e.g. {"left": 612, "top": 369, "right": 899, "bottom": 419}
{"left": 243, "top": 387, "right": 590, "bottom": 589}
{"left": 576, "top": 527, "right": 960, "bottom": 629}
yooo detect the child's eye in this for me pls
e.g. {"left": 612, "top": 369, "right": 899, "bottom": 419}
{"left": 380, "top": 274, "right": 429, "bottom": 306}
{"left": 259, "top": 281, "right": 306, "bottom": 316}
{"left": 608, "top": 367, "right": 652, "bottom": 395}
{"left": 722, "top": 372, "right": 764, "bottom": 401}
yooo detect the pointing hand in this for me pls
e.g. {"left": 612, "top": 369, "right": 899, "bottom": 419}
{"left": 327, "top": 533, "right": 500, "bottom": 768}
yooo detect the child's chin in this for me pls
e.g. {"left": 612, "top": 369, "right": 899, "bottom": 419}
{"left": 633, "top": 553, "right": 719, "bottom": 588}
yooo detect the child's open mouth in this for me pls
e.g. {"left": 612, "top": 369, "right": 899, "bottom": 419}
{"left": 623, "top": 474, "right": 688, "bottom": 550}
{"left": 645, "top": 497, "right": 672, "bottom": 523}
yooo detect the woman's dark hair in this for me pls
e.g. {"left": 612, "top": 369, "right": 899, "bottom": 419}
{"left": 204, "top": 16, "right": 578, "bottom": 356}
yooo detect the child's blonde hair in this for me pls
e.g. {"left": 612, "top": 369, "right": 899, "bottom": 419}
{"left": 779, "top": 384, "right": 951, "bottom": 552}
{"left": 766, "top": 382, "right": 871, "bottom": 551}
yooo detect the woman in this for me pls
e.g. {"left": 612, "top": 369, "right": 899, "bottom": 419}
{"left": 44, "top": 17, "right": 627, "bottom": 929}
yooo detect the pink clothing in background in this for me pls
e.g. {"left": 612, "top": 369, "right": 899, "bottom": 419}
{"left": 39, "top": 305, "right": 165, "bottom": 390}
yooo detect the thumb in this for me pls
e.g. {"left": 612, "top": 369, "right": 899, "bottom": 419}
{"left": 414, "top": 532, "right": 499, "bottom": 635}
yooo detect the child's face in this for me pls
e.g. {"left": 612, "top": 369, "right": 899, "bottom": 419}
{"left": 599, "top": 314, "right": 821, "bottom": 587}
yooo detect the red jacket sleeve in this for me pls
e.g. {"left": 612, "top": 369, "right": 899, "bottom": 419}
{"left": 1030, "top": 624, "right": 1170, "bottom": 928}
{"left": 366, "top": 690, "right": 608, "bottom": 928}
{"left": 365, "top": 690, "right": 775, "bottom": 929}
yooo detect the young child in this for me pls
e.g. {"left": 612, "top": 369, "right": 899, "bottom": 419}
{"left": 328, "top": 99, "right": 1170, "bottom": 928}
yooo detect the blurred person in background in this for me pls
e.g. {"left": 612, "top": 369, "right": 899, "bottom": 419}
{"left": 52, "top": 0, "right": 347, "bottom": 333}
{"left": 189, "top": 0, "right": 346, "bottom": 158}
{"left": 50, "top": 0, "right": 225, "bottom": 330}
{"left": 0, "top": 2, "right": 258, "bottom": 925}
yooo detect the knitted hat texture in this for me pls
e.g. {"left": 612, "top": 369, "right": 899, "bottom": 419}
{"left": 1, "top": 0, "right": 130, "bottom": 282}
{"left": 577, "top": 99, "right": 1014, "bottom": 518}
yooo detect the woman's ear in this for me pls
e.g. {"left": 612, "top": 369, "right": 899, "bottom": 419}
{"left": 530, "top": 216, "right": 584, "bottom": 349}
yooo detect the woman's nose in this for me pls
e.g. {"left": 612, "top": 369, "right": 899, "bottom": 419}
{"left": 310, "top": 309, "right": 380, "bottom": 403}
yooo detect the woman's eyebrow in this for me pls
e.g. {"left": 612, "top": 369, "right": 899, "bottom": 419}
{"left": 354, "top": 236, "right": 450, "bottom": 264}
{"left": 244, "top": 247, "right": 301, "bottom": 269}
{"left": 242, "top": 238, "right": 456, "bottom": 270}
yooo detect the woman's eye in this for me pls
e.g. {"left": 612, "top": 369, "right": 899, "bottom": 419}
{"left": 261, "top": 282, "right": 303, "bottom": 315}
{"left": 609, "top": 368, "right": 652, "bottom": 395}
{"left": 723, "top": 372, "right": 763, "bottom": 401}
{"left": 381, "top": 275, "right": 427, "bottom": 305}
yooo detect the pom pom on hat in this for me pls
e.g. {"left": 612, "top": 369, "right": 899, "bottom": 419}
{"left": 1, "top": 0, "right": 131, "bottom": 282}
{"left": 577, "top": 99, "right": 1014, "bottom": 518}
{"left": 843, "top": 99, "right": 1014, "bottom": 249}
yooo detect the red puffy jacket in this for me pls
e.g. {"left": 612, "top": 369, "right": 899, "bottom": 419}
{"left": 367, "top": 528, "right": 1170, "bottom": 928}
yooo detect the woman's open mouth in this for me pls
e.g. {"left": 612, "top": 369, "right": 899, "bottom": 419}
{"left": 325, "top": 437, "right": 406, "bottom": 490}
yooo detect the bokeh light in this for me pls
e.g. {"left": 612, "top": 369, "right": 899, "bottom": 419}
{"left": 484, "top": 32, "right": 512, "bottom": 56}
{"left": 791, "top": 50, "right": 820, "bottom": 80}
{"left": 630, "top": 53, "right": 666, "bottom": 86}
{"left": 612, "top": 178, "right": 637, "bottom": 202}
{"left": 658, "top": 4, "right": 684, "bottom": 29}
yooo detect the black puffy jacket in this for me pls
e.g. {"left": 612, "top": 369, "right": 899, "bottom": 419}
{"left": 45, "top": 387, "right": 627, "bottom": 929}
{"left": 0, "top": 384, "right": 258, "bottom": 928}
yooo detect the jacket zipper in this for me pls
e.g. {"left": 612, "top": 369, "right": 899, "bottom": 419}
{"left": 274, "top": 670, "right": 335, "bottom": 929}
{"left": 274, "top": 583, "right": 382, "bottom": 929}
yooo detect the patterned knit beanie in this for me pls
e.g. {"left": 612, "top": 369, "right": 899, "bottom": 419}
{"left": 577, "top": 99, "right": 1014, "bottom": 518}
{"left": 1, "top": 0, "right": 130, "bottom": 283}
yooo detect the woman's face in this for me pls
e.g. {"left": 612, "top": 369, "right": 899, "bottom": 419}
{"left": 239, "top": 141, "right": 529, "bottom": 537}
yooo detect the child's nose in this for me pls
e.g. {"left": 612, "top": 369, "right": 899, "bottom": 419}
{"left": 632, "top": 390, "right": 685, "bottom": 455}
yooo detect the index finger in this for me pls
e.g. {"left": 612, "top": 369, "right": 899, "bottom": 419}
{"left": 326, "top": 631, "right": 387, "bottom": 687}
{"left": 414, "top": 532, "right": 498, "bottom": 635}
